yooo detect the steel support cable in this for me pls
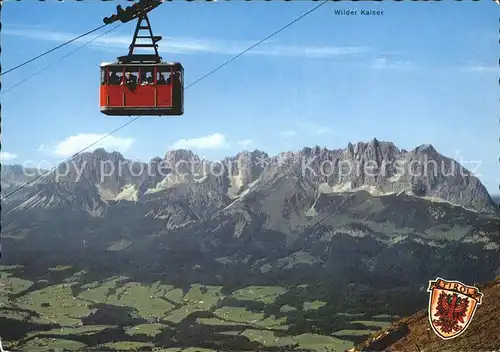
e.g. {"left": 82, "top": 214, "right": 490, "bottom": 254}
{"left": 1, "top": 24, "right": 107, "bottom": 77}
{"left": 1, "top": 24, "right": 122, "bottom": 96}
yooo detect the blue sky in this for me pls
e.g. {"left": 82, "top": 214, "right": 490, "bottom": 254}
{"left": 1, "top": 1, "right": 499, "bottom": 194}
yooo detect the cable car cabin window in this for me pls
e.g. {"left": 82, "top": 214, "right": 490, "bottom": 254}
{"left": 178, "top": 70, "right": 183, "bottom": 85}
{"left": 171, "top": 70, "right": 182, "bottom": 110}
{"left": 101, "top": 68, "right": 107, "bottom": 85}
{"left": 108, "top": 68, "right": 123, "bottom": 86}
{"left": 125, "top": 67, "right": 139, "bottom": 85}
{"left": 165, "top": 70, "right": 182, "bottom": 88}
{"left": 156, "top": 68, "right": 170, "bottom": 85}
{"left": 140, "top": 67, "right": 154, "bottom": 85}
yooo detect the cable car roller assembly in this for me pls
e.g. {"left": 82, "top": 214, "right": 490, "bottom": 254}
{"left": 103, "top": 0, "right": 163, "bottom": 64}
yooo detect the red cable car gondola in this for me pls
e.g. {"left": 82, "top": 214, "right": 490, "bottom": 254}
{"left": 100, "top": 61, "right": 184, "bottom": 116}
{"left": 100, "top": 1, "right": 183, "bottom": 116}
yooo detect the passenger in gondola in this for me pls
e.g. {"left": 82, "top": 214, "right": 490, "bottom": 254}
{"left": 108, "top": 71, "right": 120, "bottom": 85}
{"left": 140, "top": 72, "right": 148, "bottom": 85}
{"left": 131, "top": 73, "right": 138, "bottom": 84}
{"left": 172, "top": 71, "right": 182, "bottom": 108}
{"left": 146, "top": 72, "right": 154, "bottom": 85}
{"left": 157, "top": 73, "right": 167, "bottom": 85}
{"left": 126, "top": 72, "right": 137, "bottom": 85}
{"left": 173, "top": 71, "right": 181, "bottom": 87}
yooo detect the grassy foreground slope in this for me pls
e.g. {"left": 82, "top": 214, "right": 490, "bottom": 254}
{"left": 350, "top": 278, "right": 500, "bottom": 352}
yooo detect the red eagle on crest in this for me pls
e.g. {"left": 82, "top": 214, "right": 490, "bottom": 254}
{"left": 432, "top": 291, "right": 469, "bottom": 333}
{"left": 427, "top": 277, "right": 482, "bottom": 339}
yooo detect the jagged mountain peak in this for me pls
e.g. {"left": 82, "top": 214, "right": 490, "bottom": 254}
{"left": 233, "top": 149, "right": 268, "bottom": 160}
{"left": 91, "top": 148, "right": 125, "bottom": 161}
{"left": 70, "top": 148, "right": 126, "bottom": 165}
{"left": 302, "top": 145, "right": 332, "bottom": 154}
{"left": 2, "top": 164, "right": 25, "bottom": 176}
{"left": 164, "top": 149, "right": 199, "bottom": 163}
{"left": 149, "top": 156, "right": 163, "bottom": 164}
{"left": 413, "top": 143, "right": 436, "bottom": 153}
{"left": 368, "top": 137, "right": 379, "bottom": 146}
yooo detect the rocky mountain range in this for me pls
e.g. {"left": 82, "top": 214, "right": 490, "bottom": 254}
{"left": 1, "top": 139, "right": 499, "bottom": 318}
{"left": 2, "top": 139, "right": 497, "bottom": 215}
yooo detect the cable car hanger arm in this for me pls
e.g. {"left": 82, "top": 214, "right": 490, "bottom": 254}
{"left": 103, "top": 0, "right": 164, "bottom": 64}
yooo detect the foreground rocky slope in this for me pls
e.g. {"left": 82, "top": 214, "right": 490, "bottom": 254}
{"left": 350, "top": 278, "right": 500, "bottom": 352}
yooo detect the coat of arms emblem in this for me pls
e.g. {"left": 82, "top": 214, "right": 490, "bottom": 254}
{"left": 427, "top": 277, "right": 483, "bottom": 340}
